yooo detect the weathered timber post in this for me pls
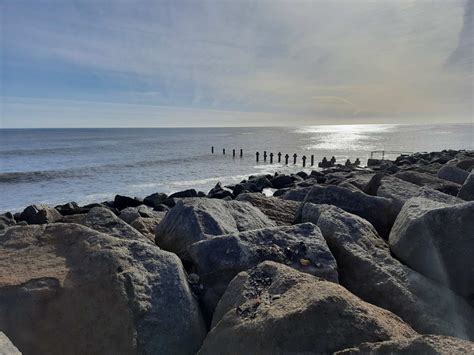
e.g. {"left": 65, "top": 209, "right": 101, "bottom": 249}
{"left": 302, "top": 155, "right": 307, "bottom": 167}
{"left": 285, "top": 154, "right": 289, "bottom": 165}
{"left": 270, "top": 152, "right": 274, "bottom": 164}
{"left": 223, "top": 148, "right": 226, "bottom": 155}
{"left": 278, "top": 152, "right": 282, "bottom": 163}
{"left": 311, "top": 155, "right": 314, "bottom": 166}
{"left": 263, "top": 151, "right": 267, "bottom": 161}
{"left": 293, "top": 153, "right": 297, "bottom": 164}
{"left": 382, "top": 150, "right": 385, "bottom": 160}
{"left": 211, "top": 146, "right": 214, "bottom": 154}
{"left": 256, "top": 152, "right": 260, "bottom": 162}
{"left": 354, "top": 158, "right": 360, "bottom": 166}
{"left": 240, "top": 149, "right": 243, "bottom": 158}
{"left": 345, "top": 159, "right": 352, "bottom": 167}
{"left": 330, "top": 156, "right": 336, "bottom": 166}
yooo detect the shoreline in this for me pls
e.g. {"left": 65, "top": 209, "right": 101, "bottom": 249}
{"left": 1, "top": 148, "right": 474, "bottom": 354}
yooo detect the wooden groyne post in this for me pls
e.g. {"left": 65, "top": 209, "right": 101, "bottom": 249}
{"left": 270, "top": 152, "right": 274, "bottom": 163}
{"left": 223, "top": 148, "right": 226, "bottom": 155}
{"left": 211, "top": 146, "right": 214, "bottom": 154}
{"left": 302, "top": 155, "right": 307, "bottom": 167}
{"left": 263, "top": 151, "right": 267, "bottom": 162}
{"left": 240, "top": 149, "right": 243, "bottom": 158}
{"left": 256, "top": 152, "right": 260, "bottom": 162}
{"left": 311, "top": 155, "right": 314, "bottom": 166}
{"left": 232, "top": 149, "right": 236, "bottom": 158}
{"left": 293, "top": 153, "right": 297, "bottom": 164}
{"left": 278, "top": 152, "right": 282, "bottom": 163}
{"left": 285, "top": 154, "right": 289, "bottom": 165}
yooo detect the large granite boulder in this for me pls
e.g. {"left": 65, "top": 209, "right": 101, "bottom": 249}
{"left": 458, "top": 173, "right": 474, "bottom": 201}
{"left": 438, "top": 164, "right": 470, "bottom": 184}
{"left": 0, "top": 223, "right": 206, "bottom": 355}
{"left": 299, "top": 203, "right": 474, "bottom": 339}
{"left": 297, "top": 185, "right": 398, "bottom": 238}
{"left": 235, "top": 193, "right": 299, "bottom": 225}
{"left": 188, "top": 223, "right": 338, "bottom": 316}
{"left": 273, "top": 186, "right": 311, "bottom": 201}
{"left": 394, "top": 171, "right": 461, "bottom": 196}
{"left": 130, "top": 215, "right": 166, "bottom": 241}
{"left": 73, "top": 207, "right": 152, "bottom": 244}
{"left": 0, "top": 332, "right": 21, "bottom": 355}
{"left": 143, "top": 192, "right": 168, "bottom": 208}
{"left": 389, "top": 197, "right": 474, "bottom": 300}
{"left": 336, "top": 335, "right": 474, "bottom": 354}
{"left": 373, "top": 175, "right": 420, "bottom": 211}
{"left": 113, "top": 194, "right": 142, "bottom": 210}
{"left": 199, "top": 261, "right": 416, "bottom": 354}
{"left": 270, "top": 175, "right": 293, "bottom": 189}
{"left": 19, "top": 204, "right": 62, "bottom": 225}
{"left": 155, "top": 198, "right": 275, "bottom": 254}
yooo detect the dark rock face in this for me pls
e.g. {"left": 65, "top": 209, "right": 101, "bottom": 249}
{"left": 299, "top": 203, "right": 474, "bottom": 339}
{"left": 207, "top": 183, "right": 233, "bottom": 199}
{"left": 143, "top": 192, "right": 168, "bottom": 208}
{"left": 155, "top": 198, "right": 275, "bottom": 254}
{"left": 188, "top": 223, "right": 338, "bottom": 316}
{"left": 458, "top": 173, "right": 474, "bottom": 201}
{"left": 199, "top": 261, "right": 416, "bottom": 354}
{"left": 169, "top": 189, "right": 198, "bottom": 198}
{"left": 130, "top": 215, "right": 166, "bottom": 241}
{"left": 274, "top": 186, "right": 312, "bottom": 201}
{"left": 335, "top": 335, "right": 474, "bottom": 354}
{"left": 0, "top": 223, "right": 206, "bottom": 355}
{"left": 389, "top": 198, "right": 474, "bottom": 300}
{"left": 54, "top": 202, "right": 87, "bottom": 216}
{"left": 438, "top": 164, "right": 470, "bottom": 184}
{"left": 113, "top": 194, "right": 142, "bottom": 210}
{"left": 235, "top": 193, "right": 299, "bottom": 225}
{"left": 270, "top": 175, "right": 293, "bottom": 189}
{"left": 394, "top": 171, "right": 461, "bottom": 196}
{"left": 298, "top": 185, "right": 398, "bottom": 239}
{"left": 19, "top": 204, "right": 62, "bottom": 225}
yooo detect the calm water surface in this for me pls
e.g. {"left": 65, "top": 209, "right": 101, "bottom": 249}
{"left": 1, "top": 124, "right": 473, "bottom": 212}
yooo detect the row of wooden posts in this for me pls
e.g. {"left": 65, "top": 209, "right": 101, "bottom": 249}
{"left": 211, "top": 146, "right": 360, "bottom": 168}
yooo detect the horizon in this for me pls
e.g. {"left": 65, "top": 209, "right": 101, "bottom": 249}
{"left": 1, "top": 0, "right": 473, "bottom": 128}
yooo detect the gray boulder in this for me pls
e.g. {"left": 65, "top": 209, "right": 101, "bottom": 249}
{"left": 75, "top": 207, "right": 152, "bottom": 243}
{"left": 235, "top": 193, "right": 299, "bottom": 225}
{"left": 0, "top": 223, "right": 206, "bottom": 355}
{"left": 300, "top": 203, "right": 474, "bottom": 339}
{"left": 155, "top": 198, "right": 275, "bottom": 254}
{"left": 336, "top": 335, "right": 474, "bottom": 354}
{"left": 143, "top": 192, "right": 168, "bottom": 208}
{"left": 189, "top": 223, "right": 338, "bottom": 315}
{"left": 458, "top": 173, "right": 474, "bottom": 201}
{"left": 0, "top": 332, "right": 21, "bottom": 355}
{"left": 19, "top": 204, "right": 62, "bottom": 225}
{"left": 130, "top": 214, "right": 167, "bottom": 241}
{"left": 273, "top": 186, "right": 311, "bottom": 201}
{"left": 374, "top": 175, "right": 421, "bottom": 211}
{"left": 416, "top": 186, "right": 465, "bottom": 204}
{"left": 270, "top": 175, "right": 293, "bottom": 189}
{"left": 438, "top": 164, "right": 470, "bottom": 184}
{"left": 389, "top": 197, "right": 474, "bottom": 300}
{"left": 298, "top": 185, "right": 398, "bottom": 238}
{"left": 199, "top": 261, "right": 416, "bottom": 354}
{"left": 395, "top": 171, "right": 461, "bottom": 196}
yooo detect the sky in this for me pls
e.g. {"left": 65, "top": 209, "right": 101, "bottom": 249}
{"left": 1, "top": 0, "right": 473, "bottom": 128}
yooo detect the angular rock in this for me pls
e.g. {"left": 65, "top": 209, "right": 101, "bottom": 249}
{"left": 54, "top": 201, "right": 87, "bottom": 216}
{"left": 200, "top": 261, "right": 416, "bottom": 354}
{"left": 0, "top": 223, "right": 206, "bottom": 355}
{"left": 270, "top": 175, "right": 293, "bottom": 189}
{"left": 0, "top": 332, "right": 21, "bottom": 355}
{"left": 76, "top": 207, "right": 152, "bottom": 243}
{"left": 248, "top": 175, "right": 273, "bottom": 191}
{"left": 299, "top": 203, "right": 474, "bottom": 339}
{"left": 169, "top": 189, "right": 198, "bottom": 198}
{"left": 456, "top": 158, "right": 474, "bottom": 171}
{"left": 273, "top": 186, "right": 311, "bottom": 201}
{"left": 394, "top": 171, "right": 461, "bottom": 196}
{"left": 143, "top": 192, "right": 168, "bottom": 208}
{"left": 130, "top": 215, "right": 166, "bottom": 241}
{"left": 416, "top": 186, "right": 464, "bottom": 204}
{"left": 189, "top": 223, "right": 338, "bottom": 315}
{"left": 458, "top": 173, "right": 474, "bottom": 201}
{"left": 207, "top": 183, "right": 233, "bottom": 199}
{"left": 113, "top": 194, "right": 142, "bottom": 210}
{"left": 19, "top": 204, "right": 62, "bottom": 225}
{"left": 118, "top": 207, "right": 141, "bottom": 224}
{"left": 155, "top": 198, "right": 275, "bottom": 254}
{"left": 336, "top": 335, "right": 474, "bottom": 354}
{"left": 389, "top": 197, "right": 474, "bottom": 300}
{"left": 235, "top": 193, "right": 299, "bottom": 225}
{"left": 298, "top": 185, "right": 398, "bottom": 238}
{"left": 438, "top": 164, "right": 469, "bottom": 184}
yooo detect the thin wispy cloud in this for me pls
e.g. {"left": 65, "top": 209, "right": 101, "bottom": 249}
{"left": 1, "top": 0, "right": 472, "bottom": 127}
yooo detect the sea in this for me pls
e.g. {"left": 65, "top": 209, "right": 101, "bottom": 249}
{"left": 1, "top": 123, "right": 473, "bottom": 213}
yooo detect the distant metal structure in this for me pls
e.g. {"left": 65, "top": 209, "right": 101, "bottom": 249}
{"left": 370, "top": 150, "right": 413, "bottom": 160}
